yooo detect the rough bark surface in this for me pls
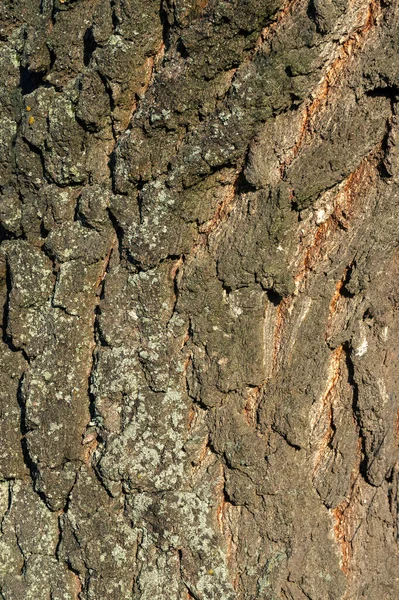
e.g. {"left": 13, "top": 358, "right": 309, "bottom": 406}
{"left": 1, "top": 0, "right": 399, "bottom": 598}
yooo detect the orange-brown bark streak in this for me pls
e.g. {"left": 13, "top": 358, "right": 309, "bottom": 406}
{"left": 311, "top": 346, "right": 343, "bottom": 475}
{"left": 280, "top": 0, "right": 381, "bottom": 175}
{"left": 332, "top": 454, "right": 364, "bottom": 579}
{"left": 294, "top": 154, "right": 377, "bottom": 294}
{"left": 257, "top": 0, "right": 304, "bottom": 50}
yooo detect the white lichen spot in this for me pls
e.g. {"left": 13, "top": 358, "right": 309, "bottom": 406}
{"left": 0, "top": 482, "right": 9, "bottom": 520}
{"left": 315, "top": 208, "right": 327, "bottom": 225}
{"left": 355, "top": 337, "right": 368, "bottom": 357}
{"left": 48, "top": 422, "right": 63, "bottom": 433}
{"left": 112, "top": 544, "right": 127, "bottom": 567}
{"left": 377, "top": 378, "right": 389, "bottom": 406}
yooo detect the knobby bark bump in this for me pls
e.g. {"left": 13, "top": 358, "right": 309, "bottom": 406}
{"left": 0, "top": 0, "right": 398, "bottom": 598}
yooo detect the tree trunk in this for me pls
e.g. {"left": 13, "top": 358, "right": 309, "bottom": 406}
{"left": 1, "top": 0, "right": 398, "bottom": 598}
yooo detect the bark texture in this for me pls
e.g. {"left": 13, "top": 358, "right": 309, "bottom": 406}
{"left": 1, "top": 0, "right": 399, "bottom": 598}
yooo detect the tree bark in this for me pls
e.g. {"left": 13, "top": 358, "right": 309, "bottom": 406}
{"left": 1, "top": 0, "right": 398, "bottom": 598}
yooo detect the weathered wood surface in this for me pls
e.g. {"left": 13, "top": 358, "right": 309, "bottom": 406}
{"left": 0, "top": 0, "right": 398, "bottom": 597}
